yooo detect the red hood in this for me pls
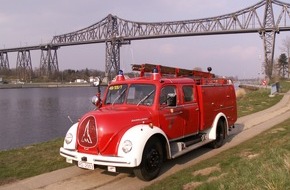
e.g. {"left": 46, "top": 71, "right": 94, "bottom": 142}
{"left": 76, "top": 105, "right": 153, "bottom": 155}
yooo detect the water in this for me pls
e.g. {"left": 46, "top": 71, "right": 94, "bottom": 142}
{"left": 0, "top": 87, "right": 103, "bottom": 151}
{"left": 0, "top": 83, "right": 239, "bottom": 151}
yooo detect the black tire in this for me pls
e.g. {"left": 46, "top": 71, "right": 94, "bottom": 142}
{"left": 133, "top": 137, "right": 163, "bottom": 181}
{"left": 209, "top": 120, "right": 225, "bottom": 149}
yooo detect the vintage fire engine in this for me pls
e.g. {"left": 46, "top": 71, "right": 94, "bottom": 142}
{"left": 60, "top": 63, "right": 237, "bottom": 181}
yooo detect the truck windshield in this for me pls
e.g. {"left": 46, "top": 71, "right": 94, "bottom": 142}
{"left": 105, "top": 84, "right": 128, "bottom": 105}
{"left": 127, "top": 84, "right": 155, "bottom": 106}
{"left": 105, "top": 84, "right": 156, "bottom": 106}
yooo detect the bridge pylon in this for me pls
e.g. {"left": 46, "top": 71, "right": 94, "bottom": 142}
{"left": 0, "top": 52, "right": 10, "bottom": 72}
{"left": 104, "top": 14, "right": 130, "bottom": 82}
{"left": 105, "top": 41, "right": 120, "bottom": 81}
{"left": 105, "top": 39, "right": 130, "bottom": 82}
{"left": 40, "top": 46, "right": 59, "bottom": 77}
{"left": 16, "top": 50, "right": 32, "bottom": 81}
{"left": 261, "top": 0, "right": 277, "bottom": 79}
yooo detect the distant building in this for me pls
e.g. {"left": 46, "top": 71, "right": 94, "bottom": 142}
{"left": 89, "top": 76, "right": 99, "bottom": 83}
{"left": 11, "top": 79, "right": 24, "bottom": 84}
{"left": 74, "top": 79, "right": 87, "bottom": 83}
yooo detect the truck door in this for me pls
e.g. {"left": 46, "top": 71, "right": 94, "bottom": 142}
{"left": 158, "top": 85, "right": 185, "bottom": 140}
{"left": 181, "top": 85, "right": 199, "bottom": 135}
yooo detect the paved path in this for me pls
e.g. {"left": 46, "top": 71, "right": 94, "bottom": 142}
{"left": 1, "top": 92, "right": 290, "bottom": 190}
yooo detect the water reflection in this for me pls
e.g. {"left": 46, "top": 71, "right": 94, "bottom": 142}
{"left": 0, "top": 87, "right": 104, "bottom": 150}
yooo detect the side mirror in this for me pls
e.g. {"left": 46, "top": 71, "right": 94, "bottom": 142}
{"left": 92, "top": 77, "right": 103, "bottom": 109}
{"left": 91, "top": 95, "right": 102, "bottom": 108}
{"left": 91, "top": 96, "right": 99, "bottom": 105}
{"left": 167, "top": 93, "right": 176, "bottom": 107}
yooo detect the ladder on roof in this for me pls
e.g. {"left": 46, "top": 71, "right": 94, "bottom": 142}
{"left": 131, "top": 63, "right": 215, "bottom": 78}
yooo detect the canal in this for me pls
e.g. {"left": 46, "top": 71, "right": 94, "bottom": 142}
{"left": 0, "top": 86, "right": 102, "bottom": 150}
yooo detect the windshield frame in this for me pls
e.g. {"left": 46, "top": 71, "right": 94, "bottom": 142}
{"left": 104, "top": 83, "right": 156, "bottom": 106}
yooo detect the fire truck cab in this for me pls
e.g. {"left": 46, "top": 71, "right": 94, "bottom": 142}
{"left": 60, "top": 63, "right": 237, "bottom": 181}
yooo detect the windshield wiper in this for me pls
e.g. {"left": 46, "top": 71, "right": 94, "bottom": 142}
{"left": 112, "top": 88, "right": 127, "bottom": 106}
{"left": 137, "top": 90, "right": 155, "bottom": 106}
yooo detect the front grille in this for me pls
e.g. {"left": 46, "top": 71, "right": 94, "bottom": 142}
{"left": 77, "top": 115, "right": 98, "bottom": 148}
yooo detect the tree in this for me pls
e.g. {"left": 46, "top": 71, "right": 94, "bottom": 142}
{"left": 277, "top": 53, "right": 288, "bottom": 78}
{"left": 281, "top": 36, "right": 290, "bottom": 56}
{"left": 281, "top": 36, "right": 290, "bottom": 78}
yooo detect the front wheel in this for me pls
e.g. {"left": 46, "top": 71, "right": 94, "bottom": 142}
{"left": 133, "top": 137, "right": 163, "bottom": 181}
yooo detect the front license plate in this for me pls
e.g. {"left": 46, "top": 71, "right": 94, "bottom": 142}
{"left": 78, "top": 161, "right": 94, "bottom": 170}
{"left": 108, "top": 166, "right": 116, "bottom": 172}
{"left": 66, "top": 158, "right": 73, "bottom": 164}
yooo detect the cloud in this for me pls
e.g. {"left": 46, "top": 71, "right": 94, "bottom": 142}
{"left": 158, "top": 43, "right": 175, "bottom": 55}
{"left": 198, "top": 45, "right": 261, "bottom": 78}
{"left": 210, "top": 45, "right": 260, "bottom": 61}
{"left": 0, "top": 13, "right": 10, "bottom": 24}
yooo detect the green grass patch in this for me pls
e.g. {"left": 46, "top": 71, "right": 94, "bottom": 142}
{"left": 237, "top": 89, "right": 282, "bottom": 117}
{"left": 279, "top": 79, "right": 290, "bottom": 93}
{"left": 145, "top": 120, "right": 290, "bottom": 190}
{"left": 236, "top": 79, "right": 290, "bottom": 117}
{"left": 0, "top": 138, "right": 70, "bottom": 185}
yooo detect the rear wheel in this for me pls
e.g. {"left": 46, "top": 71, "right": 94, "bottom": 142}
{"left": 209, "top": 120, "right": 225, "bottom": 149}
{"left": 133, "top": 137, "right": 163, "bottom": 181}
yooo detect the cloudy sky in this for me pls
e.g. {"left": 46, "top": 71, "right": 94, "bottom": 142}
{"left": 0, "top": 0, "right": 290, "bottom": 79}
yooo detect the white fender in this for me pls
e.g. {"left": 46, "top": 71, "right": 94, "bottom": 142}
{"left": 63, "top": 122, "right": 79, "bottom": 150}
{"left": 207, "top": 113, "right": 228, "bottom": 140}
{"left": 117, "top": 124, "right": 170, "bottom": 167}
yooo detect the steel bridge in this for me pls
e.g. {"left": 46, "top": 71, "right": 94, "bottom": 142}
{"left": 1, "top": 0, "right": 290, "bottom": 80}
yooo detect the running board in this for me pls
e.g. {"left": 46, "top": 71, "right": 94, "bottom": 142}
{"left": 170, "top": 139, "right": 213, "bottom": 159}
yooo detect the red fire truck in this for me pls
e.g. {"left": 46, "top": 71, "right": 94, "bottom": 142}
{"left": 60, "top": 63, "right": 237, "bottom": 181}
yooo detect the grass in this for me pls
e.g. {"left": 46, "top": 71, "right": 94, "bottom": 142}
{"left": 0, "top": 80, "right": 289, "bottom": 187}
{"left": 237, "top": 88, "right": 282, "bottom": 117}
{"left": 0, "top": 138, "right": 70, "bottom": 185}
{"left": 236, "top": 79, "right": 290, "bottom": 117}
{"left": 145, "top": 119, "right": 290, "bottom": 190}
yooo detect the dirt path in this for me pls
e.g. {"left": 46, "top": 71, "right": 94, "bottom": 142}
{"left": 2, "top": 92, "right": 290, "bottom": 190}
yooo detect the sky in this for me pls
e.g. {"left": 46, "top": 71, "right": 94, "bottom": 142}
{"left": 1, "top": 0, "right": 290, "bottom": 79}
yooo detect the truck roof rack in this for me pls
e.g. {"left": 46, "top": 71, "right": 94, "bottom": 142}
{"left": 131, "top": 63, "right": 215, "bottom": 78}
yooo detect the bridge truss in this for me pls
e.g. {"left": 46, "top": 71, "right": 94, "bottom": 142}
{"left": 1, "top": 0, "right": 290, "bottom": 80}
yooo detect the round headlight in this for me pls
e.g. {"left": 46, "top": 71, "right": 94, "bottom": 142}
{"left": 65, "top": 133, "right": 73, "bottom": 144}
{"left": 122, "top": 140, "right": 132, "bottom": 153}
